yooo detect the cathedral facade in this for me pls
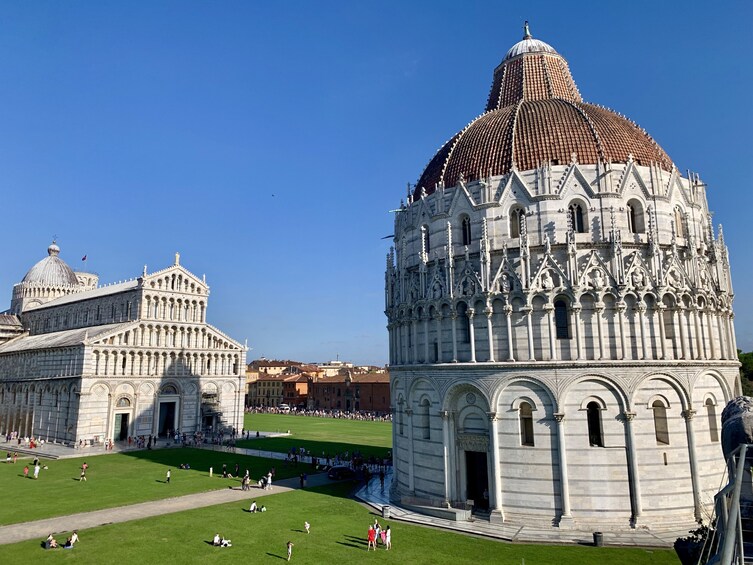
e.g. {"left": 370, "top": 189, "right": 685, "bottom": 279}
{"left": 385, "top": 26, "right": 738, "bottom": 532}
{"left": 0, "top": 243, "right": 246, "bottom": 445}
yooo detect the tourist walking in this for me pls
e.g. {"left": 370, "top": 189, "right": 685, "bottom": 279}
{"left": 166, "top": 469, "right": 171, "bottom": 484}
{"left": 287, "top": 540, "right": 294, "bottom": 561}
{"left": 367, "top": 525, "right": 376, "bottom": 551}
{"left": 304, "top": 521, "right": 310, "bottom": 534}
{"left": 385, "top": 525, "right": 391, "bottom": 550}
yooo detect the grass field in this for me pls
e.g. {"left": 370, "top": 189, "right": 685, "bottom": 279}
{"left": 1, "top": 482, "right": 680, "bottom": 565}
{"left": 0, "top": 447, "right": 300, "bottom": 525}
{"left": 240, "top": 413, "right": 392, "bottom": 459}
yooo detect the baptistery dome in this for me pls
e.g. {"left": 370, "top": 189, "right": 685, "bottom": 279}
{"left": 386, "top": 24, "right": 737, "bottom": 540}
{"left": 415, "top": 24, "right": 672, "bottom": 199}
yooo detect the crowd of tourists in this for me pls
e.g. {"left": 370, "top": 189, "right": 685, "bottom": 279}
{"left": 245, "top": 406, "right": 391, "bottom": 422}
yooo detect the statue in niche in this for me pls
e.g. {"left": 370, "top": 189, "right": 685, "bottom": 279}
{"left": 699, "top": 268, "right": 709, "bottom": 287}
{"left": 500, "top": 273, "right": 510, "bottom": 293}
{"left": 432, "top": 280, "right": 443, "bottom": 299}
{"left": 667, "top": 268, "right": 682, "bottom": 289}
{"left": 462, "top": 278, "right": 475, "bottom": 296}
{"left": 631, "top": 270, "right": 646, "bottom": 290}
{"left": 540, "top": 271, "right": 554, "bottom": 290}
{"left": 544, "top": 234, "right": 551, "bottom": 254}
{"left": 590, "top": 269, "right": 605, "bottom": 289}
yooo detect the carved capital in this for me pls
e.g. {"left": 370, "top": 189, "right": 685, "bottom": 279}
{"left": 440, "top": 410, "right": 450, "bottom": 421}
{"left": 405, "top": 408, "right": 413, "bottom": 417}
{"left": 467, "top": 308, "right": 475, "bottom": 319}
{"left": 503, "top": 305, "right": 513, "bottom": 315}
{"left": 487, "top": 411, "right": 498, "bottom": 422}
{"left": 554, "top": 412, "right": 565, "bottom": 423}
{"left": 623, "top": 411, "right": 636, "bottom": 422}
{"left": 682, "top": 409, "right": 696, "bottom": 421}
{"left": 483, "top": 307, "right": 493, "bottom": 318}
{"left": 543, "top": 304, "right": 554, "bottom": 312}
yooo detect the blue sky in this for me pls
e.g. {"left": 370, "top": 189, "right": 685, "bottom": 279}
{"left": 0, "top": 1, "right": 750, "bottom": 365}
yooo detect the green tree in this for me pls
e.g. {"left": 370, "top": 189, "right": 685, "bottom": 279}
{"left": 738, "top": 350, "right": 753, "bottom": 396}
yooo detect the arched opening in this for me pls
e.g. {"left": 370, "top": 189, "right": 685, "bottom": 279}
{"left": 421, "top": 398, "right": 431, "bottom": 440}
{"left": 705, "top": 398, "right": 719, "bottom": 442}
{"left": 569, "top": 202, "right": 586, "bottom": 233}
{"left": 519, "top": 401, "right": 534, "bottom": 446}
{"left": 460, "top": 215, "right": 472, "bottom": 246}
{"left": 674, "top": 207, "right": 686, "bottom": 238}
{"left": 652, "top": 399, "right": 670, "bottom": 445}
{"left": 421, "top": 225, "right": 430, "bottom": 255}
{"left": 510, "top": 207, "right": 523, "bottom": 238}
{"left": 627, "top": 199, "right": 645, "bottom": 233}
{"left": 554, "top": 299, "right": 570, "bottom": 339}
{"left": 587, "top": 401, "right": 604, "bottom": 447}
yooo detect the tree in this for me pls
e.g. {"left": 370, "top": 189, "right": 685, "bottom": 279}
{"left": 738, "top": 350, "right": 753, "bottom": 396}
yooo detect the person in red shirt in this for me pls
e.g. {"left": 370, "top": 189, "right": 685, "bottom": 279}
{"left": 367, "top": 525, "right": 377, "bottom": 551}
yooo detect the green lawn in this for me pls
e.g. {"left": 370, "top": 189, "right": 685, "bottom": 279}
{"left": 240, "top": 413, "right": 392, "bottom": 459}
{"left": 0, "top": 448, "right": 301, "bottom": 525}
{"left": 1, "top": 482, "right": 679, "bottom": 564}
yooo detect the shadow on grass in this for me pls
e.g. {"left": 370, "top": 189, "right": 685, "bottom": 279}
{"left": 266, "top": 552, "right": 287, "bottom": 560}
{"left": 337, "top": 541, "right": 365, "bottom": 549}
{"left": 236, "top": 438, "right": 389, "bottom": 460}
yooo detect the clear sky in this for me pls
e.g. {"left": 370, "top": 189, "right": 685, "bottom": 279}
{"left": 0, "top": 1, "right": 750, "bottom": 366}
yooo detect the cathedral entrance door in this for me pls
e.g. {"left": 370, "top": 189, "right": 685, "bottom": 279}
{"left": 465, "top": 451, "right": 489, "bottom": 512}
{"left": 158, "top": 401, "right": 176, "bottom": 437}
{"left": 113, "top": 413, "right": 129, "bottom": 441}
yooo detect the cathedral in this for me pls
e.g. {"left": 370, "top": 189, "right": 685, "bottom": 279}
{"left": 385, "top": 25, "right": 738, "bottom": 532}
{"left": 0, "top": 243, "right": 246, "bottom": 445}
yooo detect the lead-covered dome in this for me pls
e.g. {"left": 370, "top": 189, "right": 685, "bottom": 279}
{"left": 22, "top": 242, "right": 79, "bottom": 287}
{"left": 415, "top": 24, "right": 673, "bottom": 198}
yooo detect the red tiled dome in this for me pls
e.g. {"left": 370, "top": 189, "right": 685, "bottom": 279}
{"left": 414, "top": 28, "right": 673, "bottom": 198}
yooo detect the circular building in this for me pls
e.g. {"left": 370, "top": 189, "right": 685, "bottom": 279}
{"left": 385, "top": 25, "right": 738, "bottom": 533}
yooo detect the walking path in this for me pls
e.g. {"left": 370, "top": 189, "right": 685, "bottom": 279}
{"left": 2, "top": 439, "right": 686, "bottom": 549}
{"left": 0, "top": 469, "right": 331, "bottom": 545}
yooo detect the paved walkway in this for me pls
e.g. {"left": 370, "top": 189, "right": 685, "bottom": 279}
{"left": 0, "top": 470, "right": 331, "bottom": 545}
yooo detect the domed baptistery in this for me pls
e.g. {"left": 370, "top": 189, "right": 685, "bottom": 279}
{"left": 385, "top": 24, "right": 738, "bottom": 533}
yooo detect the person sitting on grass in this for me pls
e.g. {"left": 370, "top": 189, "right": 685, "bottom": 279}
{"left": 249, "top": 500, "right": 258, "bottom": 513}
{"left": 46, "top": 534, "right": 58, "bottom": 549}
{"left": 213, "top": 533, "right": 221, "bottom": 546}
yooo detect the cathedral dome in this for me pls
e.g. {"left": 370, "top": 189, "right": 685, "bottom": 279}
{"left": 414, "top": 25, "right": 673, "bottom": 198}
{"left": 22, "top": 242, "right": 80, "bottom": 287}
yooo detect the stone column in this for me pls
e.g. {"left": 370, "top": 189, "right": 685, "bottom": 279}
{"left": 523, "top": 306, "right": 535, "bottom": 361}
{"left": 406, "top": 408, "right": 415, "bottom": 492}
{"left": 617, "top": 302, "right": 627, "bottom": 360}
{"left": 637, "top": 303, "right": 647, "bottom": 360}
{"left": 705, "top": 309, "right": 717, "bottom": 360}
{"left": 595, "top": 303, "right": 605, "bottom": 360}
{"left": 657, "top": 304, "right": 667, "bottom": 360}
{"left": 435, "top": 314, "right": 443, "bottom": 363}
{"left": 468, "top": 308, "right": 477, "bottom": 363}
{"left": 488, "top": 412, "right": 504, "bottom": 520}
{"left": 692, "top": 307, "right": 704, "bottom": 360}
{"left": 554, "top": 413, "right": 572, "bottom": 524}
{"left": 412, "top": 317, "right": 419, "bottom": 364}
{"left": 424, "top": 315, "right": 430, "bottom": 364}
{"left": 683, "top": 409, "right": 702, "bottom": 521}
{"left": 504, "top": 305, "right": 514, "bottom": 361}
{"left": 485, "top": 307, "right": 495, "bottom": 362}
{"left": 441, "top": 410, "right": 452, "bottom": 504}
{"left": 677, "top": 307, "right": 688, "bottom": 360}
{"left": 716, "top": 312, "right": 727, "bottom": 360}
{"left": 545, "top": 304, "right": 556, "bottom": 361}
{"left": 451, "top": 311, "right": 458, "bottom": 363}
{"left": 623, "top": 411, "right": 642, "bottom": 523}
{"left": 572, "top": 305, "right": 583, "bottom": 360}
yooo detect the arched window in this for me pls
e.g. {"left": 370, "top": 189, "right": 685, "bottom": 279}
{"left": 510, "top": 207, "right": 523, "bottom": 238}
{"left": 398, "top": 399, "right": 404, "bottom": 436}
{"left": 461, "top": 216, "right": 472, "bottom": 246}
{"left": 587, "top": 401, "right": 604, "bottom": 447}
{"left": 421, "top": 225, "right": 430, "bottom": 255}
{"left": 652, "top": 399, "right": 670, "bottom": 445}
{"left": 421, "top": 398, "right": 431, "bottom": 440}
{"left": 705, "top": 398, "right": 719, "bottom": 442}
{"left": 554, "top": 300, "right": 570, "bottom": 339}
{"left": 116, "top": 397, "right": 131, "bottom": 408}
{"left": 569, "top": 202, "right": 586, "bottom": 233}
{"left": 626, "top": 200, "right": 645, "bottom": 233}
{"left": 674, "top": 207, "right": 686, "bottom": 238}
{"left": 519, "top": 401, "right": 534, "bottom": 446}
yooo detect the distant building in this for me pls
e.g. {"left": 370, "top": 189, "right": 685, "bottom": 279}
{"left": 282, "top": 374, "right": 309, "bottom": 408}
{"left": 0, "top": 243, "right": 246, "bottom": 444}
{"left": 308, "top": 371, "right": 390, "bottom": 413}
